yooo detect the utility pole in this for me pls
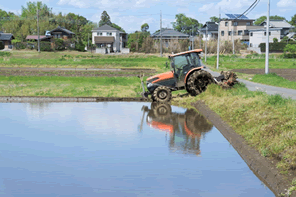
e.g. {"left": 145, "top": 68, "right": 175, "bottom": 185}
{"left": 88, "top": 33, "right": 89, "bottom": 49}
{"left": 205, "top": 24, "right": 208, "bottom": 62}
{"left": 265, "top": 0, "right": 270, "bottom": 74}
{"left": 37, "top": 4, "right": 40, "bottom": 53}
{"left": 160, "top": 10, "right": 162, "bottom": 57}
{"left": 232, "top": 21, "right": 235, "bottom": 54}
{"left": 192, "top": 25, "right": 194, "bottom": 50}
{"left": 216, "top": 7, "right": 221, "bottom": 69}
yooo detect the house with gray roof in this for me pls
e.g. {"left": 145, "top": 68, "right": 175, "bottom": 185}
{"left": 49, "top": 26, "right": 75, "bottom": 39}
{"left": 91, "top": 24, "right": 129, "bottom": 53}
{"left": 0, "top": 32, "right": 14, "bottom": 49}
{"left": 249, "top": 20, "right": 295, "bottom": 48}
{"left": 199, "top": 22, "right": 218, "bottom": 41}
{"left": 150, "top": 28, "right": 190, "bottom": 48}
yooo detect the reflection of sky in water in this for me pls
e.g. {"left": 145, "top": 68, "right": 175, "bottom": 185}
{"left": 0, "top": 102, "right": 274, "bottom": 197}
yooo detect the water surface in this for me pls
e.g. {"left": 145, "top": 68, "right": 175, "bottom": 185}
{"left": 0, "top": 102, "right": 274, "bottom": 197}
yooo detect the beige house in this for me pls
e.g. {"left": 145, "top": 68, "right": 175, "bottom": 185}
{"left": 219, "top": 19, "right": 261, "bottom": 44}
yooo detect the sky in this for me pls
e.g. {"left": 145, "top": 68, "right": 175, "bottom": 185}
{"left": 0, "top": 0, "right": 296, "bottom": 33}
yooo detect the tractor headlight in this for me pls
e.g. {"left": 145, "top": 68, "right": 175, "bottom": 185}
{"left": 147, "top": 83, "right": 153, "bottom": 88}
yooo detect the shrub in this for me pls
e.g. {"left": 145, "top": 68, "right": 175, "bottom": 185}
{"left": 273, "top": 38, "right": 278, "bottom": 43}
{"left": 75, "top": 40, "right": 85, "bottom": 52}
{"left": 52, "top": 38, "right": 65, "bottom": 51}
{"left": 283, "top": 44, "right": 296, "bottom": 58}
{"left": 0, "top": 51, "right": 11, "bottom": 57}
{"left": 0, "top": 41, "right": 4, "bottom": 50}
{"left": 14, "top": 42, "right": 26, "bottom": 50}
{"left": 259, "top": 42, "right": 295, "bottom": 52}
{"left": 39, "top": 42, "right": 52, "bottom": 51}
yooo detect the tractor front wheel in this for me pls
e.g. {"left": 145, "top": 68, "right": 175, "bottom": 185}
{"left": 186, "top": 70, "right": 214, "bottom": 96}
{"left": 152, "top": 86, "right": 172, "bottom": 102}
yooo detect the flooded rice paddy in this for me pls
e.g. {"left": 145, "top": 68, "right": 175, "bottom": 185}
{"left": 0, "top": 102, "right": 275, "bottom": 197}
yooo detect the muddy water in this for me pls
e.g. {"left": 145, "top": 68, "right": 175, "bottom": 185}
{"left": 0, "top": 102, "right": 275, "bottom": 197}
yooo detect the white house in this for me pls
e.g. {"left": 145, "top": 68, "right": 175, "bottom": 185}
{"left": 249, "top": 20, "right": 295, "bottom": 48}
{"left": 199, "top": 22, "right": 218, "bottom": 41}
{"left": 91, "top": 24, "right": 129, "bottom": 54}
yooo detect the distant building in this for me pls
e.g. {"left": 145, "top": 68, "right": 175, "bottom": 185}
{"left": 249, "top": 20, "right": 295, "bottom": 47}
{"left": 219, "top": 14, "right": 261, "bottom": 45}
{"left": 25, "top": 35, "right": 51, "bottom": 42}
{"left": 49, "top": 26, "right": 75, "bottom": 40}
{"left": 151, "top": 28, "right": 189, "bottom": 48}
{"left": 91, "top": 24, "right": 129, "bottom": 53}
{"left": 0, "top": 32, "right": 14, "bottom": 49}
{"left": 199, "top": 22, "right": 218, "bottom": 41}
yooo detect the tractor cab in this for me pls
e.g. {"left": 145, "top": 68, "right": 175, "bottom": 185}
{"left": 168, "top": 49, "right": 203, "bottom": 87}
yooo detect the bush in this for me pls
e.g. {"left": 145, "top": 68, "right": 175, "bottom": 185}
{"left": 0, "top": 51, "right": 11, "bottom": 57}
{"left": 273, "top": 38, "right": 278, "bottom": 43}
{"left": 259, "top": 42, "right": 296, "bottom": 52}
{"left": 39, "top": 42, "right": 52, "bottom": 51}
{"left": 52, "top": 38, "right": 65, "bottom": 51}
{"left": 283, "top": 44, "right": 296, "bottom": 58}
{"left": 14, "top": 42, "right": 26, "bottom": 50}
{"left": 75, "top": 40, "right": 85, "bottom": 52}
{"left": 0, "top": 41, "right": 4, "bottom": 50}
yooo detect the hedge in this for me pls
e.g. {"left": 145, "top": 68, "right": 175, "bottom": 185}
{"left": 259, "top": 42, "right": 296, "bottom": 52}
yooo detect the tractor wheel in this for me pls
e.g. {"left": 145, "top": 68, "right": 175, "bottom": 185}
{"left": 152, "top": 86, "right": 172, "bottom": 102}
{"left": 151, "top": 102, "right": 172, "bottom": 119}
{"left": 186, "top": 70, "right": 214, "bottom": 96}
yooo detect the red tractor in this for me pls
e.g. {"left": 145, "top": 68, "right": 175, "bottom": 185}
{"left": 141, "top": 49, "right": 238, "bottom": 102}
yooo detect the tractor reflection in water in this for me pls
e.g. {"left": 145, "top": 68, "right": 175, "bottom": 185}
{"left": 140, "top": 103, "right": 213, "bottom": 156}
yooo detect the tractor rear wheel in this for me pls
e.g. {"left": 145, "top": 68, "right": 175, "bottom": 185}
{"left": 152, "top": 86, "right": 172, "bottom": 102}
{"left": 186, "top": 70, "right": 214, "bottom": 96}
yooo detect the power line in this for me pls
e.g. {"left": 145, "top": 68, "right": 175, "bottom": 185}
{"left": 234, "top": 0, "right": 258, "bottom": 20}
{"left": 245, "top": 0, "right": 261, "bottom": 16}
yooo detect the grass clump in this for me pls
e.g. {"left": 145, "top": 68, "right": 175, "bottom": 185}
{"left": 251, "top": 73, "right": 296, "bottom": 90}
{"left": 0, "top": 51, "right": 11, "bottom": 57}
{"left": 172, "top": 83, "right": 296, "bottom": 173}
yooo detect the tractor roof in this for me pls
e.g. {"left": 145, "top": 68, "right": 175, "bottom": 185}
{"left": 168, "top": 49, "right": 203, "bottom": 58}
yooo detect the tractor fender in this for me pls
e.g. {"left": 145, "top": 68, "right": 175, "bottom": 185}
{"left": 184, "top": 67, "right": 204, "bottom": 85}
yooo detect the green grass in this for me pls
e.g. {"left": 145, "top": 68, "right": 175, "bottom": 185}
{"left": 203, "top": 54, "right": 296, "bottom": 70}
{"left": 0, "top": 51, "right": 169, "bottom": 72}
{"left": 0, "top": 75, "right": 146, "bottom": 97}
{"left": 251, "top": 73, "right": 296, "bottom": 89}
{"left": 172, "top": 83, "right": 296, "bottom": 173}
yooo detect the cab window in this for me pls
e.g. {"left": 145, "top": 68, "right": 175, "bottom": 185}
{"left": 173, "top": 55, "right": 189, "bottom": 69}
{"left": 190, "top": 52, "right": 201, "bottom": 67}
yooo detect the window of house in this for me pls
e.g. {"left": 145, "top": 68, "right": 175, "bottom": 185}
{"left": 225, "top": 22, "right": 228, "bottom": 26}
{"left": 264, "top": 32, "right": 270, "bottom": 36}
{"left": 246, "top": 22, "right": 251, "bottom": 26}
{"left": 97, "top": 32, "right": 102, "bottom": 36}
{"left": 244, "top": 30, "right": 249, "bottom": 35}
{"left": 107, "top": 32, "right": 112, "bottom": 36}
{"left": 228, "top": 31, "right": 231, "bottom": 36}
{"left": 238, "top": 30, "right": 242, "bottom": 35}
{"left": 250, "top": 32, "right": 253, "bottom": 36}
{"left": 221, "top": 31, "right": 224, "bottom": 36}
{"left": 233, "top": 22, "right": 238, "bottom": 26}
{"left": 269, "top": 32, "right": 271, "bottom": 35}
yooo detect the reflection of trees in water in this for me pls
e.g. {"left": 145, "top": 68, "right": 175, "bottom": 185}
{"left": 23, "top": 103, "right": 52, "bottom": 118}
{"left": 143, "top": 102, "right": 213, "bottom": 156}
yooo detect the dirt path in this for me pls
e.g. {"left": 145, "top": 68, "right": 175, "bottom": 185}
{"left": 231, "top": 69, "right": 296, "bottom": 81}
{"left": 205, "top": 67, "right": 296, "bottom": 100}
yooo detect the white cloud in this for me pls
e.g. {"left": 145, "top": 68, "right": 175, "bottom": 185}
{"left": 277, "top": 0, "right": 296, "bottom": 7}
{"left": 198, "top": 3, "right": 214, "bottom": 12}
{"left": 57, "top": 0, "right": 90, "bottom": 8}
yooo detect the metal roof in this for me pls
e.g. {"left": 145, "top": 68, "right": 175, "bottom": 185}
{"left": 168, "top": 49, "right": 203, "bottom": 57}
{"left": 151, "top": 28, "right": 189, "bottom": 38}
{"left": 26, "top": 35, "right": 50, "bottom": 40}
{"left": 260, "top": 20, "right": 293, "bottom": 28}
{"left": 0, "top": 33, "right": 14, "bottom": 41}
{"left": 92, "top": 24, "right": 124, "bottom": 33}
{"left": 49, "top": 26, "right": 75, "bottom": 35}
{"left": 94, "top": 36, "right": 115, "bottom": 44}
{"left": 199, "top": 22, "right": 218, "bottom": 32}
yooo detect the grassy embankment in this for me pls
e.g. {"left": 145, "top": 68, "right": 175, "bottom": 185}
{"left": 0, "top": 51, "right": 168, "bottom": 97}
{"left": 204, "top": 54, "right": 296, "bottom": 89}
{"left": 172, "top": 83, "right": 296, "bottom": 194}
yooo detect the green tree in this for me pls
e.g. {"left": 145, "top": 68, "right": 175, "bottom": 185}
{"left": 172, "top": 14, "right": 199, "bottom": 35}
{"left": 289, "top": 14, "right": 296, "bottom": 27}
{"left": 254, "top": 15, "right": 286, "bottom": 25}
{"left": 99, "top": 11, "right": 112, "bottom": 27}
{"left": 141, "top": 23, "right": 149, "bottom": 32}
{"left": 273, "top": 37, "right": 278, "bottom": 43}
{"left": 210, "top": 16, "right": 219, "bottom": 23}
